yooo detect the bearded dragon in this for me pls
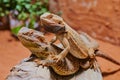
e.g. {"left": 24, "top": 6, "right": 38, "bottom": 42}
{"left": 17, "top": 27, "right": 90, "bottom": 76}
{"left": 18, "top": 27, "right": 120, "bottom": 76}
{"left": 40, "top": 13, "right": 120, "bottom": 68}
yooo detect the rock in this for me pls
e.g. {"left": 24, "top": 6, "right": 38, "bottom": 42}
{"left": 6, "top": 58, "right": 102, "bottom": 80}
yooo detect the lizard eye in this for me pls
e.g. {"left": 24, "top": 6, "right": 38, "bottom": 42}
{"left": 45, "top": 47, "right": 48, "bottom": 51}
{"left": 58, "top": 21, "right": 62, "bottom": 24}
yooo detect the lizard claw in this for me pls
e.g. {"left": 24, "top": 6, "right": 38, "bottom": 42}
{"left": 40, "top": 60, "right": 48, "bottom": 66}
{"left": 34, "top": 59, "right": 49, "bottom": 67}
{"left": 52, "top": 55, "right": 62, "bottom": 63}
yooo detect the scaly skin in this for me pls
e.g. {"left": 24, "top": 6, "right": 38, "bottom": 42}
{"left": 40, "top": 13, "right": 120, "bottom": 69}
{"left": 40, "top": 13, "right": 99, "bottom": 69}
{"left": 17, "top": 27, "right": 82, "bottom": 76}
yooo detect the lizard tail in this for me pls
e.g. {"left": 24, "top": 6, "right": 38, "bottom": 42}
{"left": 95, "top": 50, "right": 120, "bottom": 66}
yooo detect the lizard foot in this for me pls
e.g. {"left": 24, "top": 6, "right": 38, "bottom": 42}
{"left": 33, "top": 59, "right": 49, "bottom": 67}
{"left": 89, "top": 59, "right": 98, "bottom": 71}
{"left": 93, "top": 61, "right": 99, "bottom": 71}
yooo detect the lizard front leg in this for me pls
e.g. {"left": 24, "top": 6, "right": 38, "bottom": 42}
{"left": 52, "top": 37, "right": 70, "bottom": 62}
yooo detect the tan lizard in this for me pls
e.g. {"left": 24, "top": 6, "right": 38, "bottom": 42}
{"left": 40, "top": 13, "right": 99, "bottom": 68}
{"left": 40, "top": 13, "right": 120, "bottom": 69}
{"left": 17, "top": 27, "right": 84, "bottom": 76}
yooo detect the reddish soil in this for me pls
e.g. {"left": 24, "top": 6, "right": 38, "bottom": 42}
{"left": 0, "top": 30, "right": 120, "bottom": 80}
{"left": 50, "top": 0, "right": 120, "bottom": 45}
{"left": 0, "top": 30, "right": 30, "bottom": 80}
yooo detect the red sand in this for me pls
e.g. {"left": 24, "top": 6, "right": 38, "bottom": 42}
{"left": 0, "top": 30, "right": 120, "bottom": 80}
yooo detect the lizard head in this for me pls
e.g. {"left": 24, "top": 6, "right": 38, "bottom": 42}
{"left": 17, "top": 27, "right": 48, "bottom": 52}
{"left": 40, "top": 13, "right": 65, "bottom": 34}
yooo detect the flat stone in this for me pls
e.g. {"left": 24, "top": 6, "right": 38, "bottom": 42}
{"left": 6, "top": 58, "right": 102, "bottom": 80}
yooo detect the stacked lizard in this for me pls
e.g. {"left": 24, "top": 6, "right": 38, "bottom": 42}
{"left": 40, "top": 13, "right": 120, "bottom": 69}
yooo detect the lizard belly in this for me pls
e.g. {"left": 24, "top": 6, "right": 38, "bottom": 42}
{"left": 68, "top": 38, "right": 88, "bottom": 59}
{"left": 64, "top": 27, "right": 89, "bottom": 59}
{"left": 51, "top": 54, "right": 80, "bottom": 76}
